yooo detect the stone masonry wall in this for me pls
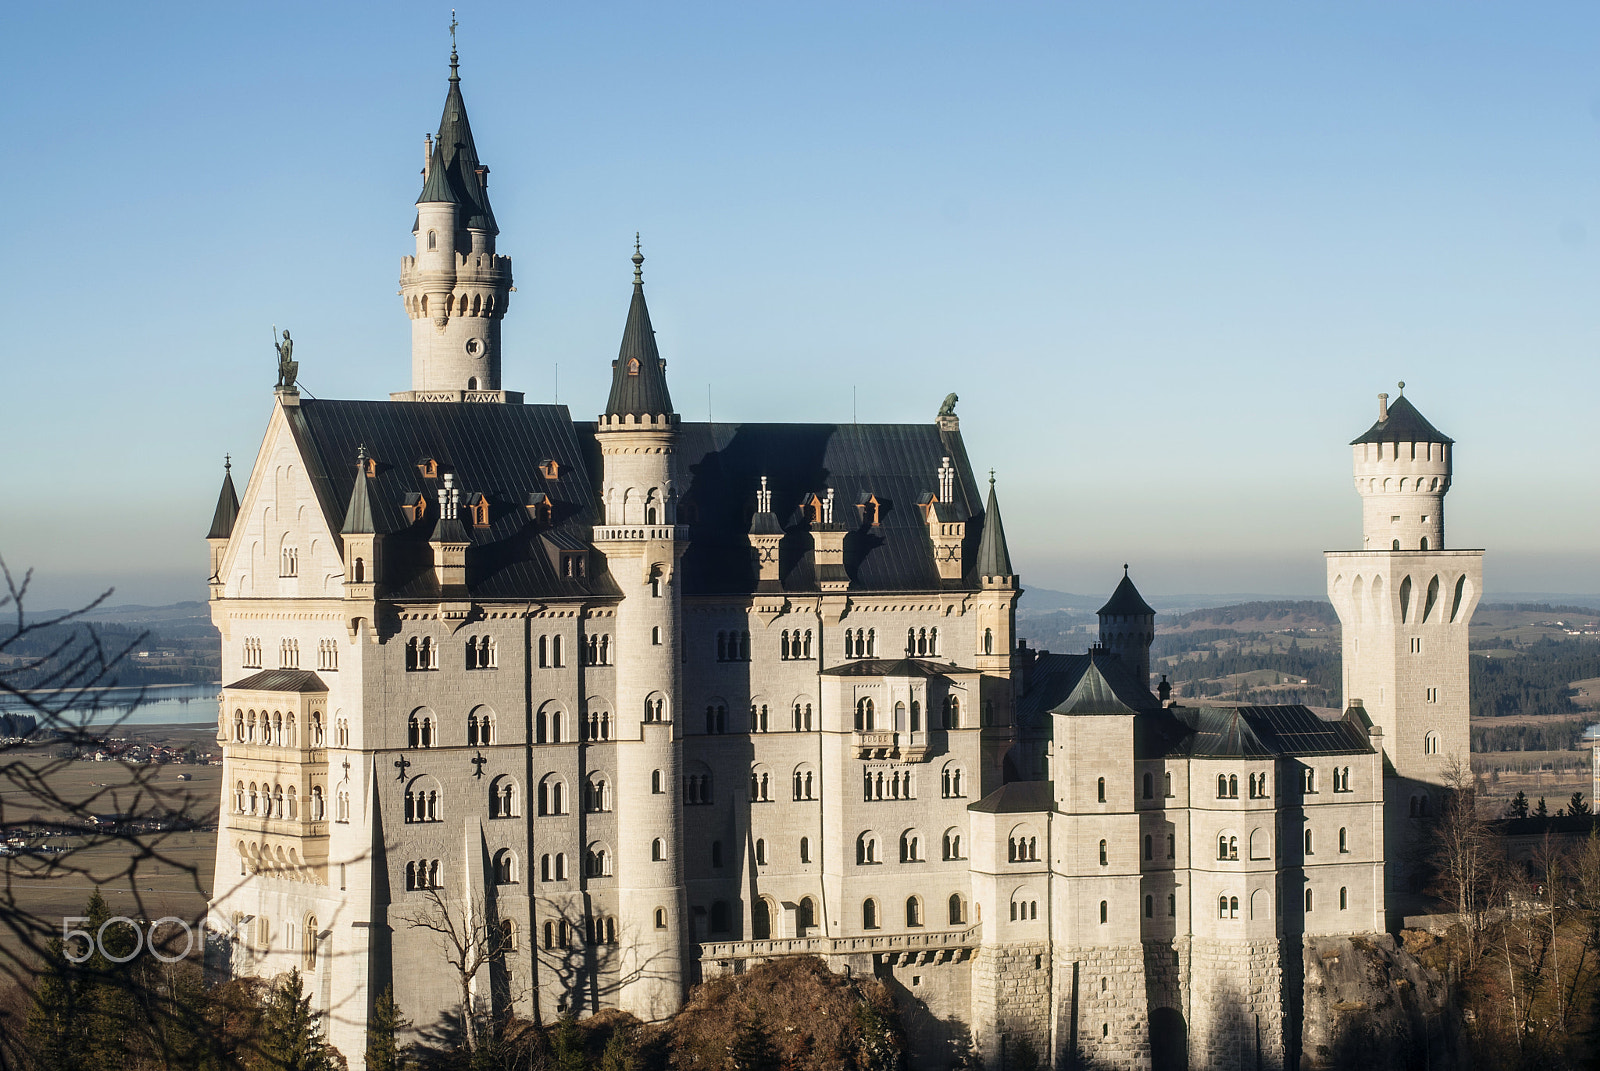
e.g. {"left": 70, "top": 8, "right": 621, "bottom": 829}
{"left": 1189, "top": 938, "right": 1287, "bottom": 1071}
{"left": 971, "top": 941, "right": 1051, "bottom": 1068}
{"left": 1056, "top": 945, "right": 1150, "bottom": 1069}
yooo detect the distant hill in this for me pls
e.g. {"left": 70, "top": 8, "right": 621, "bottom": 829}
{"left": 1166, "top": 600, "right": 1339, "bottom": 633}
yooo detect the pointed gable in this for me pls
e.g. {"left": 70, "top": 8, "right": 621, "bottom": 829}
{"left": 1350, "top": 394, "right": 1453, "bottom": 445}
{"left": 975, "top": 477, "right": 1013, "bottom": 577}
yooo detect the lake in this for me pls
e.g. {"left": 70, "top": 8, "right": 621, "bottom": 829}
{"left": 0, "top": 683, "right": 221, "bottom": 728}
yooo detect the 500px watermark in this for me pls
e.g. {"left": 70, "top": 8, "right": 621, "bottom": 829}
{"left": 62, "top": 915, "right": 196, "bottom": 963}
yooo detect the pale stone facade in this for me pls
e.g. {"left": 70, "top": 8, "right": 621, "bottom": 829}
{"left": 202, "top": 47, "right": 1477, "bottom": 1071}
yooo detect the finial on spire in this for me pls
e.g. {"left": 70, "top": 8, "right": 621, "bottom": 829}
{"left": 1123, "top": 563, "right": 1130, "bottom": 576}
{"left": 357, "top": 443, "right": 368, "bottom": 464}
{"left": 632, "top": 234, "right": 644, "bottom": 285}
{"left": 1397, "top": 380, "right": 1405, "bottom": 393}
{"left": 224, "top": 454, "right": 231, "bottom": 472}
{"left": 449, "top": 9, "right": 460, "bottom": 79}
{"left": 989, "top": 468, "right": 995, "bottom": 487}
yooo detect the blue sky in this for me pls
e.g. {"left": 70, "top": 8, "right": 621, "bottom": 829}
{"left": 3, "top": 2, "right": 1599, "bottom": 608}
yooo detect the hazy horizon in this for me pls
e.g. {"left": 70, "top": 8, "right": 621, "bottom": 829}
{"left": 4, "top": 3, "right": 1599, "bottom": 609}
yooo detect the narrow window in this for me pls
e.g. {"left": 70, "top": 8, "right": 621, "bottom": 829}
{"left": 1097, "top": 777, "right": 1106, "bottom": 803}
{"left": 1142, "top": 772, "right": 1153, "bottom": 800}
{"left": 1099, "top": 901, "right": 1108, "bottom": 924}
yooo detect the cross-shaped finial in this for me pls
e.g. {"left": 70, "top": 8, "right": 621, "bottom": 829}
{"left": 393, "top": 755, "right": 412, "bottom": 781}
{"left": 357, "top": 443, "right": 367, "bottom": 464}
{"left": 341, "top": 757, "right": 350, "bottom": 776}
{"left": 635, "top": 232, "right": 641, "bottom": 256}
{"left": 471, "top": 752, "right": 488, "bottom": 779}
{"left": 450, "top": 9, "right": 458, "bottom": 50}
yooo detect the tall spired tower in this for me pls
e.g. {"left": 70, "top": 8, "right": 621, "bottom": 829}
{"left": 394, "top": 40, "right": 518, "bottom": 402}
{"left": 1326, "top": 386, "right": 1482, "bottom": 908}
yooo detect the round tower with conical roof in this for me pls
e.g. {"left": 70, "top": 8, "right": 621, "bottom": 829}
{"left": 593, "top": 243, "right": 687, "bottom": 1019}
{"left": 1351, "top": 384, "right": 1452, "bottom": 552}
{"left": 397, "top": 44, "right": 515, "bottom": 399}
{"left": 1097, "top": 567, "right": 1155, "bottom": 690}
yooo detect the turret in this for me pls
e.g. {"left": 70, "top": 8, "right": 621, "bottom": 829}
{"left": 206, "top": 457, "right": 240, "bottom": 597}
{"left": 341, "top": 446, "right": 382, "bottom": 638}
{"left": 396, "top": 43, "right": 516, "bottom": 400}
{"left": 747, "top": 477, "right": 783, "bottom": 585}
{"left": 1097, "top": 567, "right": 1155, "bottom": 691}
{"left": 592, "top": 242, "right": 686, "bottom": 1018}
{"left": 973, "top": 473, "right": 1017, "bottom": 679}
{"left": 1350, "top": 383, "right": 1452, "bottom": 551}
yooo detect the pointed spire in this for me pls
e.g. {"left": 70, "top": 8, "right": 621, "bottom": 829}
{"left": 208, "top": 456, "right": 240, "bottom": 539}
{"left": 417, "top": 139, "right": 455, "bottom": 204}
{"left": 1098, "top": 569, "right": 1155, "bottom": 617}
{"left": 605, "top": 239, "right": 676, "bottom": 420}
{"left": 975, "top": 471, "right": 1013, "bottom": 577}
{"left": 342, "top": 445, "right": 375, "bottom": 535}
{"left": 430, "top": 25, "right": 497, "bottom": 233}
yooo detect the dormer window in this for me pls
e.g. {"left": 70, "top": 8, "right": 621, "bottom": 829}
{"left": 858, "top": 494, "right": 881, "bottom": 527}
{"left": 417, "top": 457, "right": 439, "bottom": 479}
{"left": 525, "top": 493, "right": 552, "bottom": 524}
{"left": 364, "top": 455, "right": 379, "bottom": 478}
{"left": 466, "top": 494, "right": 490, "bottom": 528}
{"left": 540, "top": 459, "right": 560, "bottom": 480}
{"left": 627, "top": 358, "right": 641, "bottom": 375}
{"left": 561, "top": 552, "right": 587, "bottom": 579}
{"left": 401, "top": 492, "right": 425, "bottom": 524}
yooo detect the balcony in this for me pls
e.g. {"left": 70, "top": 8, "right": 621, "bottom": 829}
{"left": 698, "top": 923, "right": 981, "bottom": 968}
{"left": 853, "top": 730, "right": 934, "bottom": 761}
{"left": 592, "top": 525, "right": 688, "bottom": 543}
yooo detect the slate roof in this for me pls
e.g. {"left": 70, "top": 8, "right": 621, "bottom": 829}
{"left": 604, "top": 257, "right": 675, "bottom": 419}
{"left": 1015, "top": 652, "right": 1160, "bottom": 728}
{"left": 417, "top": 142, "right": 455, "bottom": 204}
{"left": 1098, "top": 572, "right": 1155, "bottom": 617}
{"left": 341, "top": 452, "right": 374, "bottom": 535}
{"left": 1350, "top": 394, "right": 1453, "bottom": 446}
{"left": 661, "top": 419, "right": 995, "bottom": 594}
{"left": 431, "top": 53, "right": 497, "bottom": 233}
{"left": 225, "top": 669, "right": 329, "bottom": 693}
{"left": 821, "top": 657, "right": 973, "bottom": 678}
{"left": 285, "top": 399, "right": 611, "bottom": 601}
{"left": 208, "top": 465, "right": 240, "bottom": 540}
{"left": 975, "top": 478, "right": 1013, "bottom": 576}
{"left": 969, "top": 780, "right": 1054, "bottom": 814}
{"left": 1164, "top": 705, "right": 1373, "bottom": 758}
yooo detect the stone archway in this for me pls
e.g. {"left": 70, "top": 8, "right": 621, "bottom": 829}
{"left": 1151, "top": 1006, "right": 1188, "bottom": 1071}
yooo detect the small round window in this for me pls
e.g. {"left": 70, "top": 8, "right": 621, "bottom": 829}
{"left": 465, "top": 338, "right": 483, "bottom": 357}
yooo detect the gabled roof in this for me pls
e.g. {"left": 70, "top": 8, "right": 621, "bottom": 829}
{"left": 1098, "top": 571, "right": 1154, "bottom": 617}
{"left": 224, "top": 669, "right": 328, "bottom": 693}
{"left": 661, "top": 419, "right": 996, "bottom": 594}
{"left": 605, "top": 250, "right": 675, "bottom": 419}
{"left": 282, "top": 399, "right": 610, "bottom": 601}
{"left": 207, "top": 463, "right": 240, "bottom": 540}
{"left": 1350, "top": 394, "right": 1453, "bottom": 445}
{"left": 974, "top": 477, "right": 1012, "bottom": 576}
{"left": 821, "top": 657, "right": 972, "bottom": 678}
{"left": 969, "top": 780, "right": 1054, "bottom": 814}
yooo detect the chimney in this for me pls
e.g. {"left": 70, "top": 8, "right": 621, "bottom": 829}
{"left": 423, "top": 133, "right": 433, "bottom": 179}
{"left": 1378, "top": 393, "right": 1389, "bottom": 422}
{"left": 1158, "top": 674, "right": 1172, "bottom": 706}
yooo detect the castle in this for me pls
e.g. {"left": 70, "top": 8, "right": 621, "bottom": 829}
{"left": 203, "top": 44, "right": 1482, "bottom": 1070}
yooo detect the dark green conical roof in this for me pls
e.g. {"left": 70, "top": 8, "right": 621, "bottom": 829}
{"left": 975, "top": 476, "right": 1013, "bottom": 576}
{"left": 341, "top": 447, "right": 375, "bottom": 535}
{"left": 1098, "top": 570, "right": 1155, "bottom": 617}
{"left": 605, "top": 247, "right": 675, "bottom": 419}
{"left": 417, "top": 48, "right": 497, "bottom": 232}
{"left": 207, "top": 460, "right": 240, "bottom": 540}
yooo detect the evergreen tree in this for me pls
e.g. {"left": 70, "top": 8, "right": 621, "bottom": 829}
{"left": 1010, "top": 1035, "right": 1040, "bottom": 1071}
{"left": 727, "top": 1012, "right": 781, "bottom": 1071}
{"left": 248, "top": 969, "right": 343, "bottom": 1071}
{"left": 600, "top": 1025, "right": 639, "bottom": 1071}
{"left": 1507, "top": 790, "right": 1530, "bottom": 819}
{"left": 1535, "top": 796, "right": 1550, "bottom": 819}
{"left": 25, "top": 938, "right": 86, "bottom": 1071}
{"left": 1571, "top": 790, "right": 1592, "bottom": 816}
{"left": 365, "top": 985, "right": 410, "bottom": 1071}
{"left": 550, "top": 1015, "right": 587, "bottom": 1071}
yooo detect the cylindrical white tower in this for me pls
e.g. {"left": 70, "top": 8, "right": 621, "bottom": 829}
{"left": 593, "top": 246, "right": 686, "bottom": 1019}
{"left": 397, "top": 49, "right": 513, "bottom": 398}
{"left": 1351, "top": 387, "right": 1451, "bottom": 552}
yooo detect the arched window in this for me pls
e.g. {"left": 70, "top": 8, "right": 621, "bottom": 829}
{"left": 654, "top": 908, "right": 667, "bottom": 929}
{"left": 855, "top": 697, "right": 875, "bottom": 732}
{"left": 1339, "top": 827, "right": 1349, "bottom": 853}
{"left": 800, "top": 836, "right": 811, "bottom": 863}
{"left": 1099, "top": 901, "right": 1108, "bottom": 924}
{"left": 1168, "top": 893, "right": 1176, "bottom": 917}
{"left": 949, "top": 894, "right": 966, "bottom": 925}
{"left": 983, "top": 628, "right": 994, "bottom": 655}
{"left": 1097, "top": 777, "right": 1106, "bottom": 802}
{"left": 1218, "top": 774, "right": 1228, "bottom": 798}
{"left": 493, "top": 850, "right": 518, "bottom": 885}
{"left": 491, "top": 777, "right": 519, "bottom": 818}
{"left": 1142, "top": 772, "right": 1153, "bottom": 799}
{"left": 1143, "top": 834, "right": 1153, "bottom": 861}
{"left": 856, "top": 832, "right": 878, "bottom": 865}
{"left": 1304, "top": 829, "right": 1314, "bottom": 855}
{"left": 1099, "top": 839, "right": 1108, "bottom": 866}
{"left": 310, "top": 786, "right": 324, "bottom": 820}
{"left": 1164, "top": 771, "right": 1173, "bottom": 797}
{"left": 1144, "top": 895, "right": 1153, "bottom": 919}
{"left": 900, "top": 830, "right": 921, "bottom": 863}
{"left": 652, "top": 838, "right": 666, "bottom": 862}
{"left": 862, "top": 899, "right": 879, "bottom": 930}
{"left": 906, "top": 897, "right": 922, "bottom": 927}
{"left": 1228, "top": 774, "right": 1238, "bottom": 798}
{"left": 1305, "top": 888, "right": 1314, "bottom": 913}
{"left": 1339, "top": 886, "right": 1348, "bottom": 910}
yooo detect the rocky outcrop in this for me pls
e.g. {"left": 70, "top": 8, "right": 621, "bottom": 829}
{"left": 1300, "top": 933, "right": 1465, "bottom": 1070}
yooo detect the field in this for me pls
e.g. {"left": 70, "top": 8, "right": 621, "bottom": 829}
{"left": 0, "top": 726, "right": 220, "bottom": 969}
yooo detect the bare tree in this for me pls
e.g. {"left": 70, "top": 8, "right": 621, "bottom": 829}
{"left": 1431, "top": 755, "right": 1507, "bottom": 961}
{"left": 396, "top": 887, "right": 511, "bottom": 1055}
